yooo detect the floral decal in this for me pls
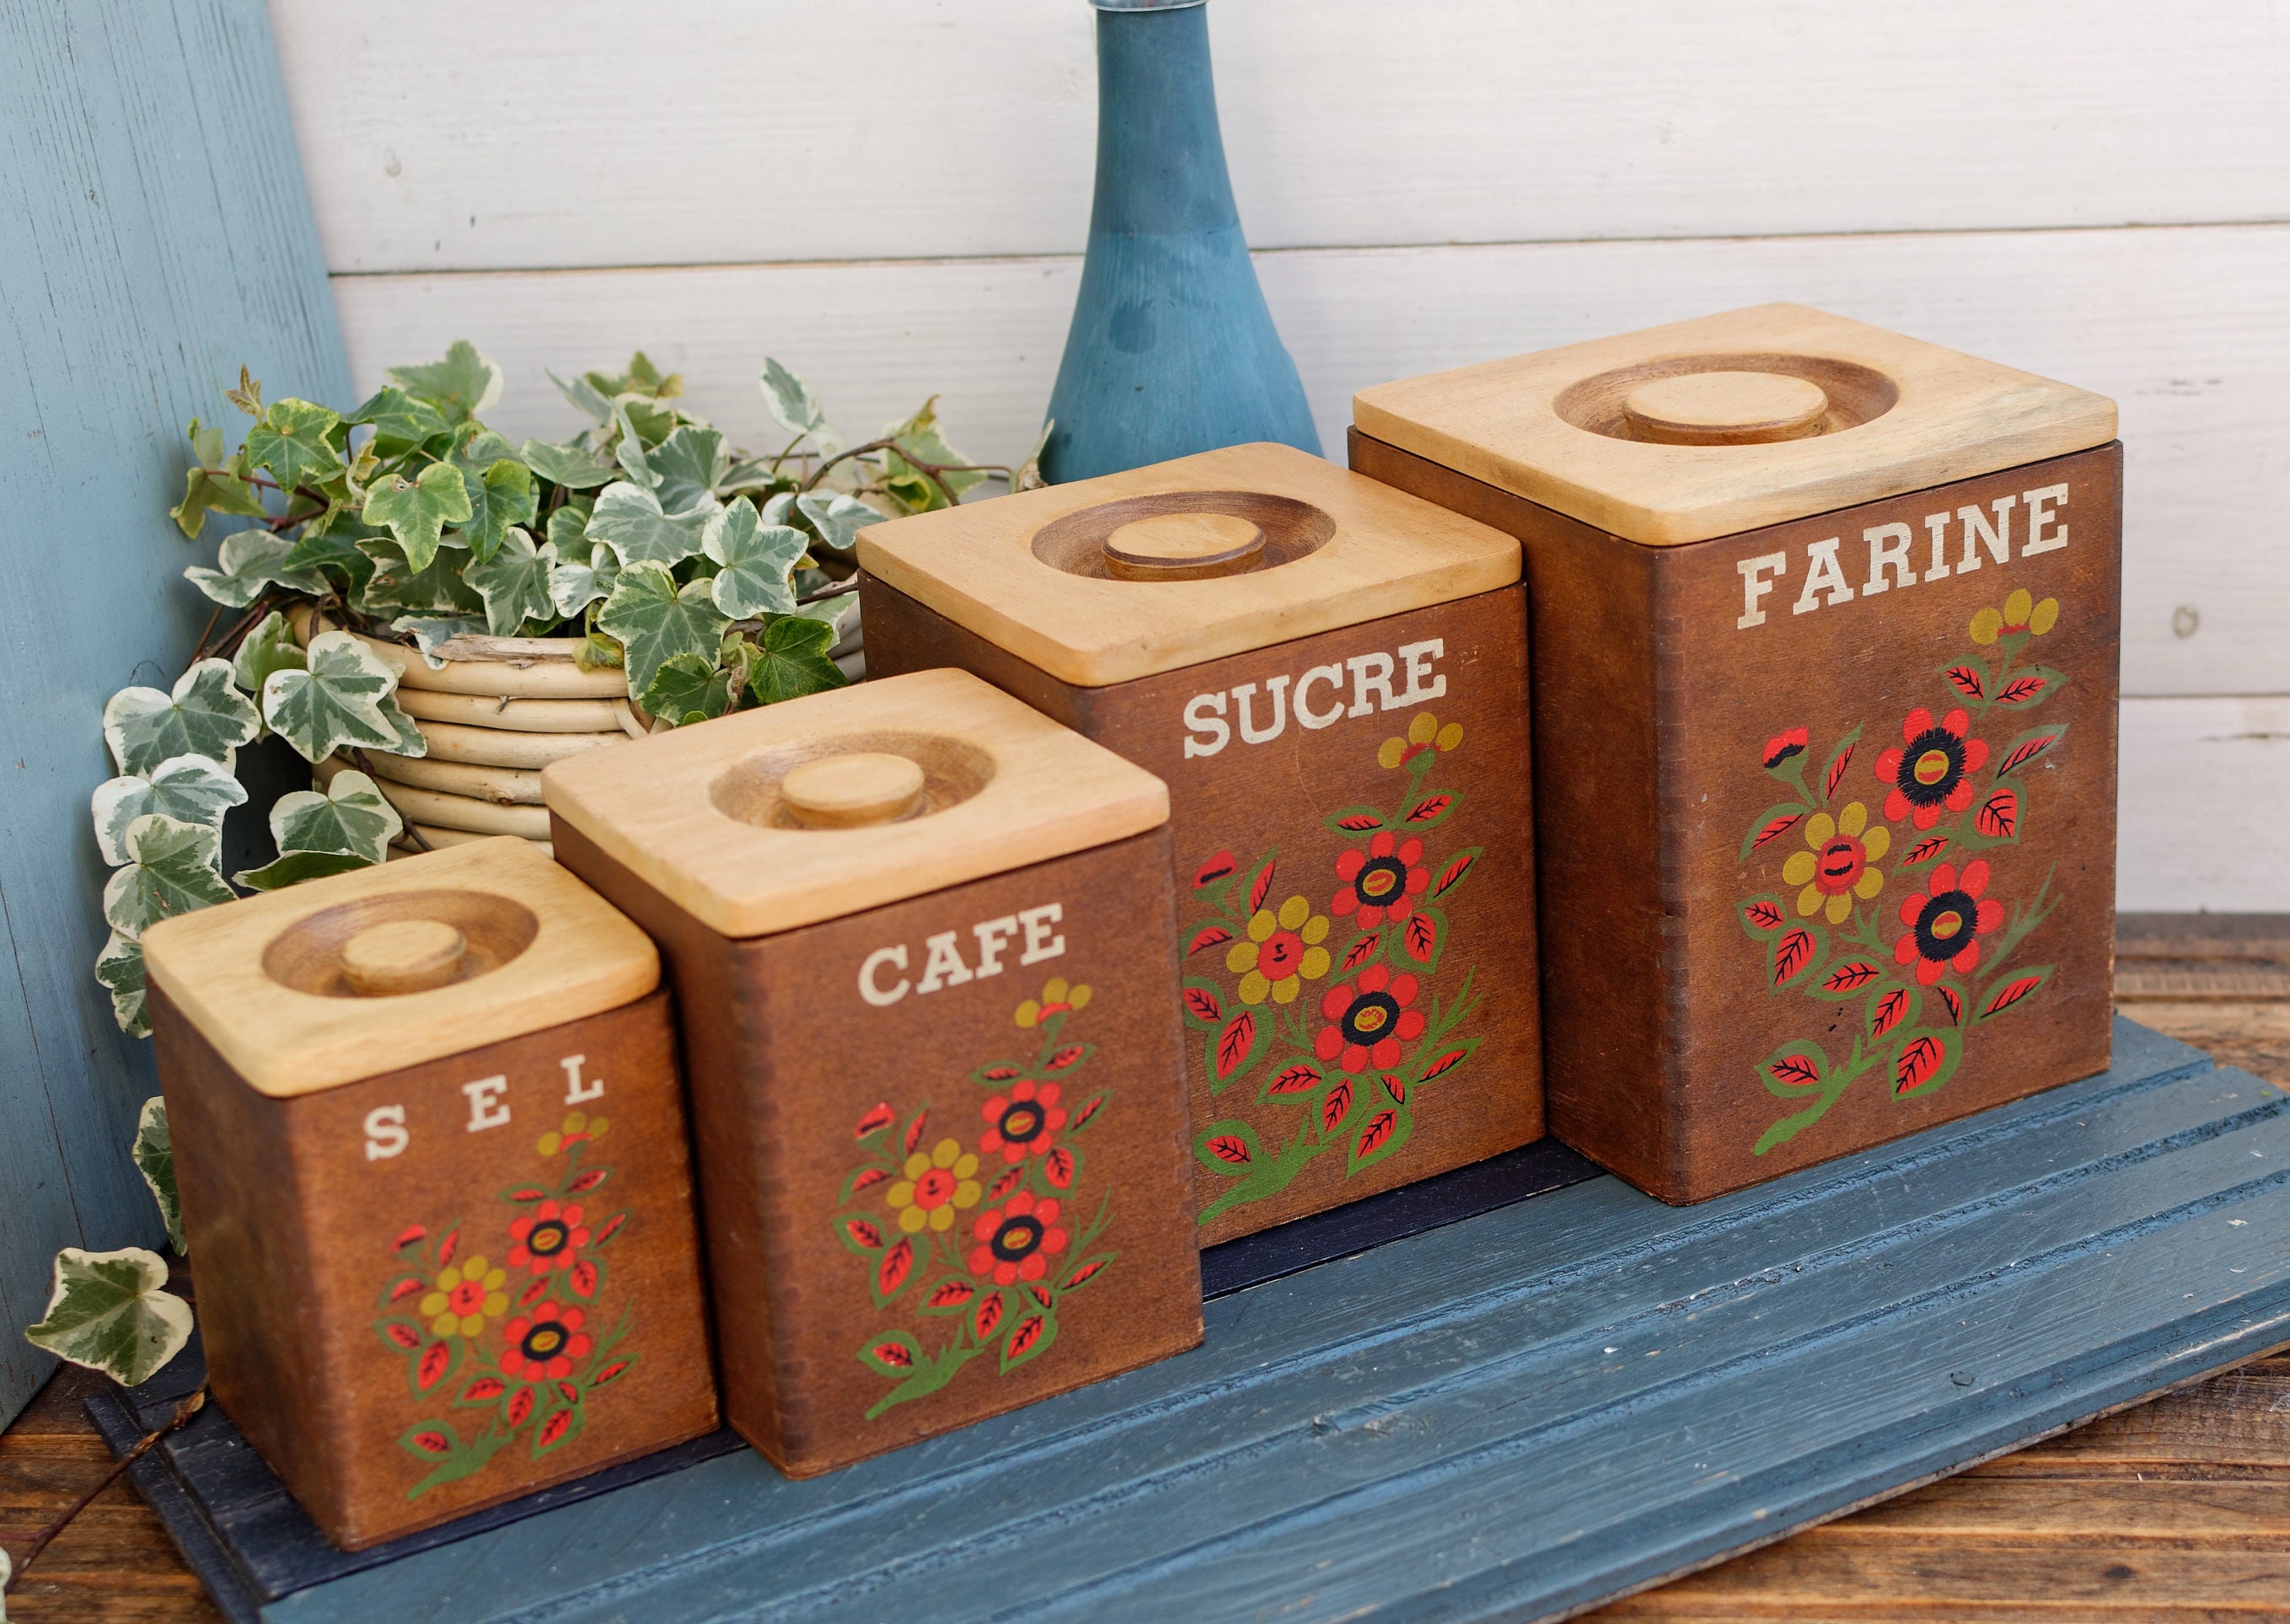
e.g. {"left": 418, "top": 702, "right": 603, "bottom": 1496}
{"left": 1735, "top": 594, "right": 2070, "bottom": 1155}
{"left": 834, "top": 981, "right": 1115, "bottom": 1420}
{"left": 1182, "top": 713, "right": 1484, "bottom": 1228}
{"left": 374, "top": 1127, "right": 636, "bottom": 1499}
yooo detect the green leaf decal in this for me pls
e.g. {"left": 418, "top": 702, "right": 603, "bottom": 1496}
{"left": 102, "top": 815, "right": 233, "bottom": 939}
{"left": 260, "top": 630, "right": 403, "bottom": 763}
{"left": 549, "top": 539, "right": 620, "bottom": 620}
{"left": 346, "top": 385, "right": 451, "bottom": 455}
{"left": 461, "top": 526, "right": 556, "bottom": 635}
{"left": 233, "top": 608, "right": 308, "bottom": 696}
{"left": 702, "top": 498, "right": 806, "bottom": 619}
{"left": 362, "top": 460, "right": 474, "bottom": 573}
{"left": 725, "top": 614, "right": 847, "bottom": 708}
{"left": 24, "top": 1246, "right": 192, "bottom": 1387}
{"left": 92, "top": 753, "right": 247, "bottom": 865}
{"left": 639, "top": 652, "right": 732, "bottom": 726}
{"left": 104, "top": 660, "right": 260, "bottom": 775}
{"left": 386, "top": 339, "right": 503, "bottom": 425}
{"left": 95, "top": 931, "right": 148, "bottom": 1037}
{"left": 133, "top": 1097, "right": 185, "bottom": 1253}
{"left": 596, "top": 561, "right": 729, "bottom": 701}
{"left": 759, "top": 357, "right": 842, "bottom": 453}
{"left": 586, "top": 480, "right": 716, "bottom": 569}
{"left": 795, "top": 490, "right": 882, "bottom": 553}
{"left": 519, "top": 438, "right": 619, "bottom": 490}
{"left": 183, "top": 527, "right": 330, "bottom": 608}
{"left": 243, "top": 397, "right": 343, "bottom": 490}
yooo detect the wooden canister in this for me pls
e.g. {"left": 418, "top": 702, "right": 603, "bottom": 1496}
{"left": 1351, "top": 303, "right": 2122, "bottom": 1201}
{"left": 540, "top": 668, "right": 1204, "bottom": 1477}
{"left": 855, "top": 442, "right": 1542, "bottom": 1246}
{"left": 140, "top": 838, "right": 716, "bottom": 1548}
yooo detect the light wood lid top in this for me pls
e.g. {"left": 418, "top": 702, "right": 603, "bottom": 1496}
{"left": 856, "top": 442, "right": 1520, "bottom": 687}
{"left": 541, "top": 668, "right": 1170, "bottom": 938}
{"left": 142, "top": 838, "right": 658, "bottom": 1097}
{"left": 1352, "top": 303, "right": 2120, "bottom": 546}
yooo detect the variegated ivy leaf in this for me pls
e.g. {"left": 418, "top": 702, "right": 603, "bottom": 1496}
{"left": 278, "top": 527, "right": 377, "bottom": 598}
{"left": 169, "top": 417, "right": 266, "bottom": 537}
{"left": 726, "top": 614, "right": 847, "bottom": 708}
{"left": 760, "top": 357, "right": 844, "bottom": 455}
{"left": 793, "top": 588, "right": 861, "bottom": 647}
{"left": 648, "top": 426, "right": 731, "bottom": 512}
{"left": 391, "top": 614, "right": 485, "bottom": 668}
{"left": 881, "top": 396, "right": 986, "bottom": 511}
{"left": 586, "top": 480, "right": 716, "bottom": 569}
{"left": 347, "top": 384, "right": 450, "bottom": 456}
{"left": 95, "top": 931, "right": 148, "bottom": 1038}
{"left": 92, "top": 753, "right": 247, "bottom": 866}
{"left": 225, "top": 364, "right": 263, "bottom": 418}
{"left": 796, "top": 490, "right": 884, "bottom": 554}
{"left": 362, "top": 459, "right": 473, "bottom": 572}
{"left": 448, "top": 425, "right": 538, "bottom": 561}
{"left": 133, "top": 1097, "right": 185, "bottom": 1254}
{"left": 24, "top": 1246, "right": 193, "bottom": 1387}
{"left": 462, "top": 527, "right": 556, "bottom": 635}
{"left": 612, "top": 403, "right": 658, "bottom": 489}
{"left": 104, "top": 660, "right": 260, "bottom": 776}
{"left": 233, "top": 608, "right": 308, "bottom": 697}
{"left": 638, "top": 651, "right": 732, "bottom": 727}
{"left": 102, "top": 815, "right": 233, "bottom": 940}
{"left": 243, "top": 397, "right": 344, "bottom": 491}
{"left": 184, "top": 528, "right": 330, "bottom": 608}
{"left": 596, "top": 560, "right": 728, "bottom": 701}
{"left": 356, "top": 533, "right": 481, "bottom": 618}
{"left": 702, "top": 498, "right": 805, "bottom": 619}
{"left": 237, "top": 767, "right": 400, "bottom": 881}
{"left": 387, "top": 339, "right": 503, "bottom": 425}
{"left": 549, "top": 539, "right": 620, "bottom": 620}
{"left": 378, "top": 694, "right": 428, "bottom": 758}
{"left": 548, "top": 367, "right": 614, "bottom": 425}
{"left": 260, "top": 630, "right": 401, "bottom": 763}
{"left": 520, "top": 437, "right": 619, "bottom": 490}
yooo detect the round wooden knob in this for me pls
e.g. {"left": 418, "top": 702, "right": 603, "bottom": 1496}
{"left": 1622, "top": 372, "right": 1831, "bottom": 446}
{"left": 340, "top": 918, "right": 467, "bottom": 996}
{"left": 1102, "top": 512, "right": 1266, "bottom": 581}
{"left": 781, "top": 752, "right": 928, "bottom": 828}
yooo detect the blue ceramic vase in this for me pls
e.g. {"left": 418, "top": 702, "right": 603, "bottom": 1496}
{"left": 1039, "top": 0, "right": 1320, "bottom": 484}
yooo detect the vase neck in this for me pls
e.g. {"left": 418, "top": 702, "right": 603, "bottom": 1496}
{"left": 1090, "top": 3, "right": 1239, "bottom": 236}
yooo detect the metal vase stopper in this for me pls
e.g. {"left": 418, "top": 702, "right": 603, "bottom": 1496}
{"left": 1040, "top": 0, "right": 1321, "bottom": 484}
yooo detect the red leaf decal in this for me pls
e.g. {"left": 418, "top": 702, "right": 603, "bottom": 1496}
{"left": 1766, "top": 1052, "right": 1822, "bottom": 1089}
{"left": 1043, "top": 1146, "right": 1075, "bottom": 1189}
{"left": 556, "top": 1380, "right": 581, "bottom": 1404}
{"left": 1894, "top": 1034, "right": 1949, "bottom": 1094}
{"left": 1902, "top": 834, "right": 1950, "bottom": 866}
{"left": 389, "top": 1277, "right": 426, "bottom": 1303}
{"left": 537, "top": 1409, "right": 577, "bottom": 1451}
{"left": 1404, "top": 794, "right": 1453, "bottom": 824}
{"left": 1402, "top": 913, "right": 1437, "bottom": 964}
{"left": 904, "top": 1112, "right": 927, "bottom": 1155}
{"left": 1007, "top": 1314, "right": 1048, "bottom": 1362}
{"left": 977, "top": 1064, "right": 1022, "bottom": 1082}
{"left": 1334, "top": 812, "right": 1384, "bottom": 833}
{"left": 1976, "top": 786, "right": 2019, "bottom": 839}
{"left": 592, "top": 1212, "right": 627, "bottom": 1246}
{"left": 928, "top": 1279, "right": 977, "bottom": 1309}
{"left": 1419, "top": 1048, "right": 1471, "bottom": 1082}
{"left": 1382, "top": 1074, "right": 1408, "bottom": 1105}
{"left": 566, "top": 1166, "right": 609, "bottom": 1193}
{"left": 410, "top": 1428, "right": 452, "bottom": 1456}
{"left": 1215, "top": 1011, "right": 1256, "bottom": 1081}
{"left": 1825, "top": 742, "right": 1858, "bottom": 798}
{"left": 1207, "top": 1134, "right": 1252, "bottom": 1166}
{"left": 593, "top": 1358, "right": 633, "bottom": 1387}
{"left": 1998, "top": 730, "right": 2065, "bottom": 775}
{"left": 987, "top": 1165, "right": 1024, "bottom": 1203}
{"left": 1981, "top": 974, "right": 2047, "bottom": 1018}
{"left": 1338, "top": 933, "right": 1380, "bottom": 973}
{"left": 1772, "top": 926, "right": 1816, "bottom": 987}
{"left": 1936, "top": 984, "right": 1965, "bottom": 1024}
{"left": 461, "top": 1375, "right": 507, "bottom": 1403}
{"left": 1869, "top": 986, "right": 1913, "bottom": 1040}
{"left": 877, "top": 1236, "right": 914, "bottom": 1298}
{"left": 1247, "top": 855, "right": 1276, "bottom": 913}
{"left": 1183, "top": 984, "right": 1224, "bottom": 1023}
{"left": 569, "top": 1258, "right": 599, "bottom": 1299}
{"left": 384, "top": 1321, "right": 422, "bottom": 1350}
{"left": 1432, "top": 852, "right": 1476, "bottom": 898}
{"left": 1751, "top": 812, "right": 1807, "bottom": 852}
{"left": 850, "top": 1167, "right": 891, "bottom": 1194}
{"left": 1821, "top": 959, "right": 1885, "bottom": 994}
{"left": 855, "top": 1102, "right": 895, "bottom": 1139}
{"left": 1944, "top": 665, "right": 1986, "bottom": 700}
{"left": 973, "top": 1292, "right": 1006, "bottom": 1342}
{"left": 1354, "top": 1109, "right": 1398, "bottom": 1160}
{"left": 1322, "top": 1076, "right": 1354, "bottom": 1134}
{"left": 394, "top": 1225, "right": 427, "bottom": 1251}
{"left": 1044, "top": 1045, "right": 1085, "bottom": 1070}
{"left": 507, "top": 1387, "right": 535, "bottom": 1427}
{"left": 437, "top": 1229, "right": 459, "bottom": 1268}
{"left": 870, "top": 1340, "right": 914, "bottom": 1369}
{"left": 417, "top": 1340, "right": 451, "bottom": 1392}
{"left": 1193, "top": 850, "right": 1237, "bottom": 888}
{"left": 1027, "top": 1284, "right": 1054, "bottom": 1310}
{"left": 843, "top": 1217, "right": 883, "bottom": 1251}
{"left": 1071, "top": 1094, "right": 1106, "bottom": 1130}
{"left": 1267, "top": 1063, "right": 1322, "bottom": 1096}
{"left": 1742, "top": 898, "right": 1786, "bottom": 932}
{"left": 1188, "top": 924, "right": 1236, "bottom": 955}
{"left": 1062, "top": 1257, "right": 1109, "bottom": 1289}
{"left": 1994, "top": 674, "right": 2050, "bottom": 705}
{"left": 506, "top": 1187, "right": 548, "bottom": 1203}
{"left": 519, "top": 1277, "right": 549, "bottom": 1307}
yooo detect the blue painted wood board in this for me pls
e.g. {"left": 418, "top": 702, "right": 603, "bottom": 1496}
{"left": 102, "top": 1018, "right": 2290, "bottom": 1622}
{"left": 0, "top": 0, "right": 348, "bottom": 1423}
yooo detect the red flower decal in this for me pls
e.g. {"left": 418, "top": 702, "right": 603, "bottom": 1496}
{"left": 507, "top": 1198, "right": 591, "bottom": 1275}
{"left": 1313, "top": 963, "right": 1428, "bottom": 1075}
{"left": 1874, "top": 707, "right": 1990, "bottom": 829}
{"left": 1331, "top": 831, "right": 1430, "bottom": 929}
{"left": 1762, "top": 726, "right": 1810, "bottom": 769}
{"left": 1894, "top": 860, "right": 2006, "bottom": 985}
{"left": 498, "top": 1301, "right": 591, "bottom": 1382}
{"left": 978, "top": 1078, "right": 1066, "bottom": 1163}
{"left": 967, "top": 1190, "right": 1069, "bottom": 1286}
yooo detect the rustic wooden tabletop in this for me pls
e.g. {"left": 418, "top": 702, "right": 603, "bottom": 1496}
{"left": 4, "top": 913, "right": 2284, "bottom": 1622}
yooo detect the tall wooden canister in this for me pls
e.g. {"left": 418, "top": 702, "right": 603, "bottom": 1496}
{"left": 1351, "top": 303, "right": 2121, "bottom": 1202}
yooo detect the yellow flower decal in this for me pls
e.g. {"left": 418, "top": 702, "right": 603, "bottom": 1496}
{"left": 1015, "top": 977, "right": 1091, "bottom": 1029}
{"left": 421, "top": 1255, "right": 509, "bottom": 1338}
{"left": 1970, "top": 587, "right": 2059, "bottom": 645}
{"left": 1225, "top": 893, "right": 1332, "bottom": 1005}
{"left": 1779, "top": 801, "right": 1889, "bottom": 924}
{"left": 538, "top": 1109, "right": 609, "bottom": 1159}
{"left": 885, "top": 1137, "right": 984, "bottom": 1232}
{"left": 1376, "top": 710, "right": 1466, "bottom": 770}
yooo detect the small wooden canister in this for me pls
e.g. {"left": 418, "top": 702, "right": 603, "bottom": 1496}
{"left": 141, "top": 838, "right": 716, "bottom": 1549}
{"left": 541, "top": 668, "right": 1204, "bottom": 1477}
{"left": 856, "top": 442, "right": 1542, "bottom": 1245}
{"left": 1351, "top": 303, "right": 2122, "bottom": 1201}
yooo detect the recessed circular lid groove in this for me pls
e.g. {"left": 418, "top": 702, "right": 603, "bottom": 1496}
{"left": 340, "top": 918, "right": 468, "bottom": 996}
{"left": 1102, "top": 512, "right": 1268, "bottom": 581}
{"left": 1029, "top": 489, "right": 1335, "bottom": 581}
{"left": 780, "top": 751, "right": 929, "bottom": 828}
{"left": 1622, "top": 371, "right": 1831, "bottom": 446}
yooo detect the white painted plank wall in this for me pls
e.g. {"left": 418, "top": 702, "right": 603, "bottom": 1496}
{"left": 269, "top": 0, "right": 2290, "bottom": 908}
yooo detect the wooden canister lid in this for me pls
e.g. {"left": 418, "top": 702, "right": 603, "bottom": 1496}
{"left": 541, "top": 668, "right": 1170, "bottom": 938}
{"left": 855, "top": 442, "right": 1520, "bottom": 688}
{"left": 1352, "top": 303, "right": 2120, "bottom": 546}
{"left": 141, "top": 838, "right": 658, "bottom": 1096}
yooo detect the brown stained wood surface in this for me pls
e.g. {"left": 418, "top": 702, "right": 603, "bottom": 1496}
{"left": 3, "top": 915, "right": 2285, "bottom": 1619}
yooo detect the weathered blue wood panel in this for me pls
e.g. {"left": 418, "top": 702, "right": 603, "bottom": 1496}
{"left": 0, "top": 0, "right": 347, "bottom": 1423}
{"left": 221, "top": 1019, "right": 2290, "bottom": 1622}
